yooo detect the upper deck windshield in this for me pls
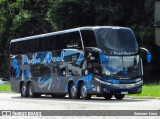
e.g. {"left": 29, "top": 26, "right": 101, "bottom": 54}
{"left": 101, "top": 55, "right": 140, "bottom": 79}
{"left": 95, "top": 28, "right": 138, "bottom": 51}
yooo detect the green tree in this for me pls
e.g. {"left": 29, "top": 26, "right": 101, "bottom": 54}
{"left": 47, "top": 0, "right": 95, "bottom": 30}
{"left": 0, "top": 0, "right": 12, "bottom": 78}
{"left": 10, "top": 0, "right": 52, "bottom": 38}
{"left": 0, "top": 0, "right": 52, "bottom": 78}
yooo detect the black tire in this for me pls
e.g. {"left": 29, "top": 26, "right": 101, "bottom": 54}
{"left": 114, "top": 94, "right": 125, "bottom": 100}
{"left": 20, "top": 83, "right": 28, "bottom": 97}
{"left": 104, "top": 94, "right": 113, "bottom": 100}
{"left": 80, "top": 82, "right": 91, "bottom": 100}
{"left": 28, "top": 83, "right": 36, "bottom": 98}
{"left": 69, "top": 83, "right": 79, "bottom": 99}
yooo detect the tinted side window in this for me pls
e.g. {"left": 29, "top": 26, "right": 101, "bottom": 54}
{"left": 12, "top": 41, "right": 26, "bottom": 54}
{"left": 66, "top": 31, "right": 82, "bottom": 49}
{"left": 80, "top": 30, "right": 97, "bottom": 47}
{"left": 36, "top": 38, "right": 47, "bottom": 52}
{"left": 56, "top": 34, "right": 68, "bottom": 50}
{"left": 29, "top": 37, "right": 51, "bottom": 53}
{"left": 35, "top": 39, "right": 41, "bottom": 52}
{"left": 50, "top": 32, "right": 82, "bottom": 50}
{"left": 26, "top": 40, "right": 35, "bottom": 53}
{"left": 50, "top": 35, "right": 56, "bottom": 51}
{"left": 11, "top": 41, "right": 27, "bottom": 54}
{"left": 25, "top": 36, "right": 57, "bottom": 53}
{"left": 20, "top": 41, "right": 26, "bottom": 54}
{"left": 45, "top": 35, "right": 56, "bottom": 51}
{"left": 10, "top": 42, "right": 16, "bottom": 55}
{"left": 42, "top": 37, "right": 51, "bottom": 52}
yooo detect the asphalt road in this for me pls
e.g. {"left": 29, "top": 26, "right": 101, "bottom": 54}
{"left": 0, "top": 93, "right": 160, "bottom": 118}
{"left": 0, "top": 93, "right": 160, "bottom": 110}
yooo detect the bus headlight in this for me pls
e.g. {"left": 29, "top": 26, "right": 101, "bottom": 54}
{"left": 135, "top": 78, "right": 141, "bottom": 82}
{"left": 136, "top": 80, "right": 143, "bottom": 85}
{"left": 94, "top": 77, "right": 111, "bottom": 85}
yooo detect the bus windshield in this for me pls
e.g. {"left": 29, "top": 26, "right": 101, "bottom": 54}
{"left": 95, "top": 28, "right": 138, "bottom": 51}
{"left": 101, "top": 55, "right": 140, "bottom": 79}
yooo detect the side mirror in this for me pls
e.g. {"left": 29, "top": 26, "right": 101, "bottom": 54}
{"left": 139, "top": 47, "right": 151, "bottom": 63}
{"left": 147, "top": 53, "right": 151, "bottom": 63}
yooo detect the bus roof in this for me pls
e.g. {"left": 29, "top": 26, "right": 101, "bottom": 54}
{"left": 10, "top": 26, "right": 130, "bottom": 43}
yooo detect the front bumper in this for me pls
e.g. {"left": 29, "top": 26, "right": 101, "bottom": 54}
{"left": 102, "top": 84, "right": 142, "bottom": 94}
{"left": 88, "top": 77, "right": 143, "bottom": 95}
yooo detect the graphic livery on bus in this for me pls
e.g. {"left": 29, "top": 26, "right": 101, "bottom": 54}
{"left": 10, "top": 26, "right": 151, "bottom": 100}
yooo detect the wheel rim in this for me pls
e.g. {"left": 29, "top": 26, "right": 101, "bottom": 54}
{"left": 82, "top": 85, "right": 87, "bottom": 97}
{"left": 71, "top": 85, "right": 77, "bottom": 96}
{"left": 22, "top": 85, "right": 26, "bottom": 95}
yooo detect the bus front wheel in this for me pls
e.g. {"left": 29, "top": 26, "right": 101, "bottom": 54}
{"left": 80, "top": 82, "right": 91, "bottom": 100}
{"left": 114, "top": 94, "right": 125, "bottom": 100}
{"left": 20, "top": 83, "right": 28, "bottom": 97}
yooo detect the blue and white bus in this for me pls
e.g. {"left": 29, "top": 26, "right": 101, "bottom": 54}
{"left": 10, "top": 26, "right": 151, "bottom": 100}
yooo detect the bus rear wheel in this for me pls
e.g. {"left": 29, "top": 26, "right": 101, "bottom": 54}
{"left": 69, "top": 83, "right": 79, "bottom": 99}
{"left": 114, "top": 94, "right": 125, "bottom": 100}
{"left": 104, "top": 94, "right": 113, "bottom": 100}
{"left": 28, "top": 83, "right": 36, "bottom": 98}
{"left": 80, "top": 82, "right": 91, "bottom": 100}
{"left": 20, "top": 83, "right": 28, "bottom": 97}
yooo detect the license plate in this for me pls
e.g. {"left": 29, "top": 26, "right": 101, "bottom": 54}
{"left": 121, "top": 91, "right": 128, "bottom": 94}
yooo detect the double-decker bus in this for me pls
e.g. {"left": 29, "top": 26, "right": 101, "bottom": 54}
{"left": 10, "top": 26, "right": 151, "bottom": 100}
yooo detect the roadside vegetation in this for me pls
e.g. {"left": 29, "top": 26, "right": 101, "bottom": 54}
{"left": 0, "top": 84, "right": 11, "bottom": 93}
{"left": 128, "top": 84, "right": 160, "bottom": 99}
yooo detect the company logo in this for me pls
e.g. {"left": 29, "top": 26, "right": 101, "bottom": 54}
{"left": 121, "top": 84, "right": 127, "bottom": 88}
{"left": 21, "top": 52, "right": 64, "bottom": 65}
{"left": 2, "top": 111, "right": 11, "bottom": 116}
{"left": 1, "top": 111, "right": 42, "bottom": 116}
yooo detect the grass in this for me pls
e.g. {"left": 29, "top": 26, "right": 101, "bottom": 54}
{"left": 0, "top": 84, "right": 11, "bottom": 92}
{"left": 127, "top": 84, "right": 160, "bottom": 98}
